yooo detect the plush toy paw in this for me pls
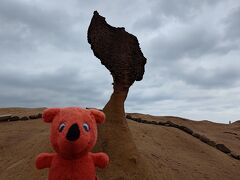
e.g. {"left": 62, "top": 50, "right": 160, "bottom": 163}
{"left": 99, "top": 153, "right": 109, "bottom": 169}
{"left": 35, "top": 153, "right": 55, "bottom": 169}
{"left": 92, "top": 152, "right": 109, "bottom": 169}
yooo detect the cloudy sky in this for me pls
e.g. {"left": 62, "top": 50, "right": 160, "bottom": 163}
{"left": 0, "top": 0, "right": 240, "bottom": 123}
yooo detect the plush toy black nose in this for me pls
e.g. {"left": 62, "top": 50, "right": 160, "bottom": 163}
{"left": 66, "top": 123, "right": 80, "bottom": 141}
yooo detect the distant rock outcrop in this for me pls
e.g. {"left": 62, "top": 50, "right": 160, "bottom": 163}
{"left": 126, "top": 114, "right": 240, "bottom": 161}
{"left": 88, "top": 11, "right": 152, "bottom": 179}
{"left": 233, "top": 120, "right": 240, "bottom": 124}
{"left": 0, "top": 113, "right": 42, "bottom": 122}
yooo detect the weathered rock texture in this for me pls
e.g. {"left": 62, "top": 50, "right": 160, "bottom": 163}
{"left": 88, "top": 11, "right": 146, "bottom": 92}
{"left": 88, "top": 11, "right": 152, "bottom": 179}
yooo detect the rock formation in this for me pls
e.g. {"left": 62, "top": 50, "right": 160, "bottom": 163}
{"left": 126, "top": 113, "right": 240, "bottom": 161}
{"left": 0, "top": 114, "right": 41, "bottom": 122}
{"left": 88, "top": 11, "right": 152, "bottom": 179}
{"left": 88, "top": 11, "right": 146, "bottom": 92}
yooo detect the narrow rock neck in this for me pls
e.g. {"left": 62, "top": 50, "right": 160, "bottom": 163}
{"left": 103, "top": 84, "right": 129, "bottom": 123}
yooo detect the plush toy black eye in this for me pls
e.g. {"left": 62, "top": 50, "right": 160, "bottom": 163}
{"left": 83, "top": 123, "right": 90, "bottom": 132}
{"left": 59, "top": 123, "right": 66, "bottom": 132}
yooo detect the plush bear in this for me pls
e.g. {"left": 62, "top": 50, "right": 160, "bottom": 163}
{"left": 36, "top": 107, "right": 109, "bottom": 180}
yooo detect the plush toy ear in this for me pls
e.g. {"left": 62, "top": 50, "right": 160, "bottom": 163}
{"left": 43, "top": 108, "right": 60, "bottom": 123}
{"left": 89, "top": 109, "right": 105, "bottom": 124}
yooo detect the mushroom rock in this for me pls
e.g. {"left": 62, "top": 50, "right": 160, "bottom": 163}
{"left": 88, "top": 11, "right": 153, "bottom": 179}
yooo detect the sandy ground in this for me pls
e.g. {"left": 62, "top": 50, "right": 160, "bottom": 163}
{"left": 129, "top": 120, "right": 240, "bottom": 180}
{"left": 0, "top": 108, "right": 240, "bottom": 180}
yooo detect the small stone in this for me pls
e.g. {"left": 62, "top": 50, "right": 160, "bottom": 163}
{"left": 9, "top": 116, "right": 20, "bottom": 121}
{"left": 216, "top": 144, "right": 231, "bottom": 154}
{"left": 131, "top": 117, "right": 136, "bottom": 121}
{"left": 151, "top": 121, "right": 158, "bottom": 125}
{"left": 125, "top": 114, "right": 132, "bottom": 119}
{"left": 198, "top": 135, "right": 216, "bottom": 147}
{"left": 166, "top": 121, "right": 179, "bottom": 128}
{"left": 179, "top": 126, "right": 193, "bottom": 135}
{"left": 136, "top": 118, "right": 142, "bottom": 122}
{"left": 207, "top": 140, "right": 216, "bottom": 147}
{"left": 144, "top": 121, "right": 152, "bottom": 124}
{"left": 230, "top": 152, "right": 240, "bottom": 160}
{"left": 158, "top": 121, "right": 166, "bottom": 126}
{"left": 29, "top": 115, "right": 38, "bottom": 119}
{"left": 129, "top": 156, "right": 137, "bottom": 164}
{"left": 141, "top": 119, "right": 147, "bottom": 123}
{"left": 36, "top": 113, "right": 42, "bottom": 118}
{"left": 199, "top": 135, "right": 210, "bottom": 143}
{"left": 192, "top": 133, "right": 200, "bottom": 139}
{"left": 0, "top": 114, "right": 12, "bottom": 122}
{"left": 20, "top": 116, "right": 28, "bottom": 121}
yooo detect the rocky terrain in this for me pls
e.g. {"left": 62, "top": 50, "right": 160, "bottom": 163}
{"left": 0, "top": 107, "right": 240, "bottom": 180}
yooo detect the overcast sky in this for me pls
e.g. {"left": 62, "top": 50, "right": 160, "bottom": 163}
{"left": 0, "top": 0, "right": 240, "bottom": 123}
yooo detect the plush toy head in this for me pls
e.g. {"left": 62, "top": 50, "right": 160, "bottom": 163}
{"left": 43, "top": 107, "right": 105, "bottom": 159}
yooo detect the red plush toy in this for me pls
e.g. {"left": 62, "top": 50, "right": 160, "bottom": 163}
{"left": 36, "top": 107, "right": 109, "bottom": 180}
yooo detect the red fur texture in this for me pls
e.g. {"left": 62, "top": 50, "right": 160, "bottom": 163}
{"left": 36, "top": 107, "right": 109, "bottom": 180}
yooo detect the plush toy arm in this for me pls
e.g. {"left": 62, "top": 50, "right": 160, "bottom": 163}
{"left": 91, "top": 152, "right": 109, "bottom": 169}
{"left": 35, "top": 153, "right": 55, "bottom": 169}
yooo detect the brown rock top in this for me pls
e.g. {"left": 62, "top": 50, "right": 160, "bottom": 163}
{"left": 88, "top": 11, "right": 146, "bottom": 91}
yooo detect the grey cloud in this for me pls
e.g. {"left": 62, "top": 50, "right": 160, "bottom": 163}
{"left": 133, "top": 15, "right": 162, "bottom": 31}
{"left": 133, "top": 0, "right": 221, "bottom": 31}
{"left": 127, "top": 80, "right": 216, "bottom": 107}
{"left": 172, "top": 66, "right": 240, "bottom": 88}
{"left": 126, "top": 84, "right": 240, "bottom": 123}
{"left": 134, "top": 0, "right": 238, "bottom": 64}
{"left": 0, "top": 0, "right": 83, "bottom": 52}
{"left": 153, "top": 0, "right": 220, "bottom": 19}
{"left": 145, "top": 57, "right": 240, "bottom": 90}
{"left": 147, "top": 21, "right": 238, "bottom": 64}
{"left": 224, "top": 6, "right": 240, "bottom": 41}
{"left": 150, "top": 26, "right": 220, "bottom": 61}
{"left": 0, "top": 67, "right": 109, "bottom": 107}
